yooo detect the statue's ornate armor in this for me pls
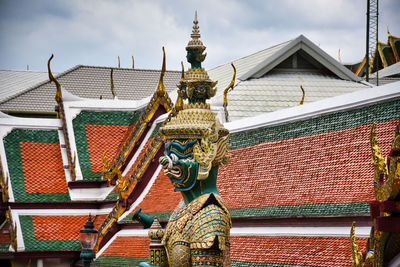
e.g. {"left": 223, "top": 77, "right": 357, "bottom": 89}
{"left": 139, "top": 11, "right": 234, "bottom": 267}
{"left": 163, "top": 194, "right": 231, "bottom": 266}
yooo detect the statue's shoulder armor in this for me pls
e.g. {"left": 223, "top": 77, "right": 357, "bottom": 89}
{"left": 188, "top": 194, "right": 231, "bottom": 251}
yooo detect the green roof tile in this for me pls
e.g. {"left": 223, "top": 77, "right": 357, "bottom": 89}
{"left": 4, "top": 129, "right": 70, "bottom": 202}
{"left": 72, "top": 110, "right": 142, "bottom": 181}
{"left": 230, "top": 99, "right": 400, "bottom": 149}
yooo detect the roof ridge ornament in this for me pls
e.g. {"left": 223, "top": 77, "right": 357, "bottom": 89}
{"left": 47, "top": 54, "right": 62, "bottom": 103}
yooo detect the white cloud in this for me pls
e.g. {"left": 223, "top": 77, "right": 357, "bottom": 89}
{"left": 0, "top": 0, "right": 399, "bottom": 72}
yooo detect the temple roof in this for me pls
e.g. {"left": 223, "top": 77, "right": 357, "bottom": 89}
{"left": 0, "top": 65, "right": 181, "bottom": 114}
{"left": 209, "top": 35, "right": 369, "bottom": 121}
{"left": 0, "top": 70, "right": 53, "bottom": 102}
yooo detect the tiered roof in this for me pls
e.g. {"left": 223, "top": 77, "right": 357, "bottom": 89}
{"left": 89, "top": 81, "right": 399, "bottom": 266}
{"left": 355, "top": 31, "right": 400, "bottom": 80}
{"left": 209, "top": 35, "right": 369, "bottom": 121}
{"left": 0, "top": 66, "right": 181, "bottom": 115}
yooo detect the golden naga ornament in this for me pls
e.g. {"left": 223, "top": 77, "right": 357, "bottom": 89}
{"left": 351, "top": 117, "right": 400, "bottom": 267}
{"left": 139, "top": 12, "right": 232, "bottom": 267}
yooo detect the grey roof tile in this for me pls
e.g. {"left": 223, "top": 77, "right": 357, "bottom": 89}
{"left": 0, "top": 70, "right": 55, "bottom": 102}
{"left": 0, "top": 65, "right": 181, "bottom": 113}
{"left": 226, "top": 71, "right": 370, "bottom": 121}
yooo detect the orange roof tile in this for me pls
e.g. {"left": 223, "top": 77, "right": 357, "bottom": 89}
{"left": 230, "top": 236, "right": 367, "bottom": 266}
{"left": 124, "top": 139, "right": 153, "bottom": 179}
{"left": 0, "top": 223, "right": 10, "bottom": 244}
{"left": 136, "top": 171, "right": 181, "bottom": 214}
{"left": 85, "top": 124, "right": 131, "bottom": 173}
{"left": 102, "top": 236, "right": 149, "bottom": 258}
{"left": 217, "top": 120, "right": 396, "bottom": 209}
{"left": 32, "top": 215, "right": 104, "bottom": 241}
{"left": 20, "top": 142, "right": 68, "bottom": 194}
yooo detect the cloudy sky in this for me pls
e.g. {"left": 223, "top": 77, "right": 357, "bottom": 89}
{"left": 1, "top": 0, "right": 399, "bottom": 72}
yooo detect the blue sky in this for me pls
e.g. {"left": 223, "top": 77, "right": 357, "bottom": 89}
{"left": 0, "top": 0, "right": 399, "bottom": 72}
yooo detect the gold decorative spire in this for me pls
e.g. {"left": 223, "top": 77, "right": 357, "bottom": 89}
{"left": 299, "top": 85, "right": 305, "bottom": 105}
{"left": 110, "top": 69, "right": 116, "bottom": 99}
{"left": 223, "top": 63, "right": 236, "bottom": 122}
{"left": 47, "top": 54, "right": 62, "bottom": 103}
{"left": 132, "top": 56, "right": 135, "bottom": 69}
{"left": 338, "top": 49, "right": 341, "bottom": 63}
{"left": 118, "top": 56, "right": 120, "bottom": 68}
{"left": 156, "top": 47, "right": 166, "bottom": 97}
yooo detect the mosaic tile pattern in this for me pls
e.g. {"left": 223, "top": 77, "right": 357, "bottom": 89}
{"left": 72, "top": 111, "right": 142, "bottom": 180}
{"left": 218, "top": 120, "right": 396, "bottom": 212}
{"left": 4, "top": 129, "right": 70, "bottom": 202}
{"left": 101, "top": 236, "right": 149, "bottom": 257}
{"left": 20, "top": 142, "right": 68, "bottom": 194}
{"left": 96, "top": 236, "right": 367, "bottom": 267}
{"left": 19, "top": 215, "right": 105, "bottom": 251}
{"left": 229, "top": 99, "right": 400, "bottom": 150}
{"left": 93, "top": 256, "right": 148, "bottom": 267}
{"left": 230, "top": 236, "right": 367, "bottom": 266}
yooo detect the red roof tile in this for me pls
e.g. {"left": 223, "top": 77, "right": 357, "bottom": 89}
{"left": 102, "top": 236, "right": 149, "bottom": 258}
{"left": 0, "top": 223, "right": 10, "bottom": 244}
{"left": 20, "top": 142, "right": 68, "bottom": 194}
{"left": 136, "top": 171, "right": 181, "bottom": 214}
{"left": 85, "top": 124, "right": 131, "bottom": 173}
{"left": 124, "top": 139, "right": 153, "bottom": 179}
{"left": 217, "top": 120, "right": 396, "bottom": 209}
{"left": 32, "top": 215, "right": 104, "bottom": 241}
{"left": 230, "top": 236, "right": 367, "bottom": 266}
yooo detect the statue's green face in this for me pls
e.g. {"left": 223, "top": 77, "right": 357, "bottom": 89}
{"left": 186, "top": 50, "right": 196, "bottom": 65}
{"left": 159, "top": 139, "right": 199, "bottom": 191}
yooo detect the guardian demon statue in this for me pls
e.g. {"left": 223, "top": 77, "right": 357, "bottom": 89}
{"left": 140, "top": 12, "right": 232, "bottom": 267}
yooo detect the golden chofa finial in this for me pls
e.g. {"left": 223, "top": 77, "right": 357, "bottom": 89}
{"left": 110, "top": 69, "right": 117, "bottom": 99}
{"left": 156, "top": 47, "right": 166, "bottom": 97}
{"left": 47, "top": 54, "right": 62, "bottom": 103}
{"left": 132, "top": 56, "right": 135, "bottom": 69}
{"left": 338, "top": 49, "right": 342, "bottom": 63}
{"left": 118, "top": 56, "right": 120, "bottom": 68}
{"left": 387, "top": 26, "right": 391, "bottom": 36}
{"left": 181, "top": 61, "right": 185, "bottom": 79}
{"left": 223, "top": 63, "right": 236, "bottom": 122}
{"left": 298, "top": 85, "right": 305, "bottom": 105}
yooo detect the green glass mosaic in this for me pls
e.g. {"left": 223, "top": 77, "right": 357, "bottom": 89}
{"left": 150, "top": 122, "right": 162, "bottom": 138}
{"left": 105, "top": 190, "right": 118, "bottom": 201}
{"left": 121, "top": 210, "right": 172, "bottom": 223}
{"left": 72, "top": 111, "right": 142, "bottom": 181}
{"left": 0, "top": 243, "right": 10, "bottom": 252}
{"left": 229, "top": 202, "right": 369, "bottom": 218}
{"left": 231, "top": 262, "right": 316, "bottom": 267}
{"left": 19, "top": 216, "right": 79, "bottom": 251}
{"left": 3, "top": 129, "right": 71, "bottom": 202}
{"left": 93, "top": 256, "right": 147, "bottom": 267}
{"left": 122, "top": 202, "right": 368, "bottom": 222}
{"left": 229, "top": 99, "right": 400, "bottom": 150}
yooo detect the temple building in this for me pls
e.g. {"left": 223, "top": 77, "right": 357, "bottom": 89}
{"left": 355, "top": 30, "right": 400, "bottom": 83}
{"left": 0, "top": 14, "right": 399, "bottom": 267}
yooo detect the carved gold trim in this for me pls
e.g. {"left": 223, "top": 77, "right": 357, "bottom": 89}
{"left": 95, "top": 49, "right": 176, "bottom": 252}
{"left": 370, "top": 119, "right": 400, "bottom": 201}
{"left": 48, "top": 55, "right": 76, "bottom": 181}
{"left": 6, "top": 210, "right": 17, "bottom": 252}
